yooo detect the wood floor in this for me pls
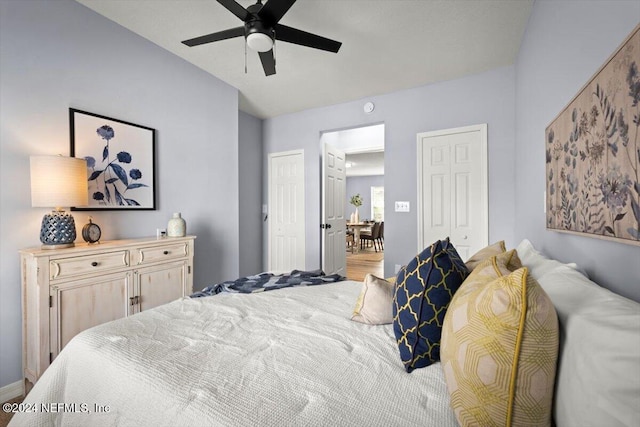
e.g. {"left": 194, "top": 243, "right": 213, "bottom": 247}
{"left": 346, "top": 245, "right": 384, "bottom": 282}
{"left": 0, "top": 396, "right": 22, "bottom": 427}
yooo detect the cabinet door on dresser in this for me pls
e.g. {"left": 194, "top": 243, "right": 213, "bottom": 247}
{"left": 135, "top": 261, "right": 189, "bottom": 313}
{"left": 50, "top": 271, "right": 133, "bottom": 355}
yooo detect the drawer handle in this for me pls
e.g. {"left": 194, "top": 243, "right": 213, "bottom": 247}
{"left": 163, "top": 251, "right": 169, "bottom": 255}
{"left": 91, "top": 262, "right": 99, "bottom": 267}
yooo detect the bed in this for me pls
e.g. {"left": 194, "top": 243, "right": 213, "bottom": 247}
{"left": 9, "top": 280, "right": 457, "bottom": 426}
{"left": 11, "top": 239, "right": 640, "bottom": 427}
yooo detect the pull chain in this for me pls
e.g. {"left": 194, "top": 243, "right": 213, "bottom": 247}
{"left": 272, "top": 31, "right": 276, "bottom": 68}
{"left": 244, "top": 37, "right": 247, "bottom": 74}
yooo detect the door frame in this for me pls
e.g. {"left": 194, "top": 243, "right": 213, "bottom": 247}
{"left": 319, "top": 124, "right": 386, "bottom": 276}
{"left": 416, "top": 124, "right": 488, "bottom": 251}
{"left": 267, "top": 149, "right": 305, "bottom": 273}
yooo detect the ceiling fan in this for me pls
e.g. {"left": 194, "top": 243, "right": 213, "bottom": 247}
{"left": 181, "top": 0, "right": 342, "bottom": 76}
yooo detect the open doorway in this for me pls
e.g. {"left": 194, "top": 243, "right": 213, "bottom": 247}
{"left": 320, "top": 124, "right": 385, "bottom": 281}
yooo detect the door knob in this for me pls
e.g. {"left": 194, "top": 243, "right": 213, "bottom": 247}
{"left": 463, "top": 235, "right": 468, "bottom": 240}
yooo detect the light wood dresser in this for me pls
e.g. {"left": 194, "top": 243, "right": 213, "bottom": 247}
{"left": 19, "top": 235, "right": 196, "bottom": 388}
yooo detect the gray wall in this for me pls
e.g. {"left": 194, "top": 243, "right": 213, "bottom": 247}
{"left": 0, "top": 0, "right": 242, "bottom": 388}
{"left": 238, "top": 111, "right": 263, "bottom": 276}
{"left": 346, "top": 175, "right": 385, "bottom": 221}
{"left": 263, "top": 65, "right": 517, "bottom": 277}
{"left": 515, "top": 0, "right": 640, "bottom": 301}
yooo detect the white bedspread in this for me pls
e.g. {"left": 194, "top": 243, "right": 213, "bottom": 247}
{"left": 11, "top": 281, "right": 457, "bottom": 427}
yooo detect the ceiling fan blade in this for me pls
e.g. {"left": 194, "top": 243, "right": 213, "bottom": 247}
{"left": 275, "top": 24, "right": 341, "bottom": 53}
{"left": 258, "top": 0, "right": 296, "bottom": 25}
{"left": 258, "top": 50, "right": 276, "bottom": 76}
{"left": 182, "top": 26, "right": 245, "bottom": 47}
{"left": 217, "top": 0, "right": 251, "bottom": 22}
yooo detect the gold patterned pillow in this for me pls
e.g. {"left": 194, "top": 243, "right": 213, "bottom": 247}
{"left": 454, "top": 251, "right": 516, "bottom": 299}
{"left": 503, "top": 249, "right": 523, "bottom": 271}
{"left": 465, "top": 240, "right": 506, "bottom": 271}
{"left": 441, "top": 267, "right": 559, "bottom": 427}
{"left": 351, "top": 274, "right": 394, "bottom": 325}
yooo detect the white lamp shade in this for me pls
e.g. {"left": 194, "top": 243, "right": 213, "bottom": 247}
{"left": 30, "top": 155, "right": 88, "bottom": 208}
{"left": 247, "top": 32, "right": 273, "bottom": 52}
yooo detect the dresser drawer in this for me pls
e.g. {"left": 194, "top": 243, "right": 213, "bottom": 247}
{"left": 135, "top": 242, "right": 189, "bottom": 265}
{"left": 50, "top": 251, "right": 130, "bottom": 280}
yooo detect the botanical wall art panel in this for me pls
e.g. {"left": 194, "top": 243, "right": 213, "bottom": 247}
{"left": 546, "top": 24, "right": 640, "bottom": 245}
{"left": 70, "top": 109, "right": 156, "bottom": 210}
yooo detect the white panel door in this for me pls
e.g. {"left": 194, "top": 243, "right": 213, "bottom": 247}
{"left": 268, "top": 150, "right": 305, "bottom": 273}
{"left": 423, "top": 141, "right": 452, "bottom": 243}
{"left": 417, "top": 124, "right": 488, "bottom": 260}
{"left": 321, "top": 143, "right": 346, "bottom": 276}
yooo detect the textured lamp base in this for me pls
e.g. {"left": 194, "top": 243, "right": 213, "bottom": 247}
{"left": 40, "top": 211, "right": 77, "bottom": 250}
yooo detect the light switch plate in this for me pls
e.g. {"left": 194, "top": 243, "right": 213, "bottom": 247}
{"left": 395, "top": 201, "right": 410, "bottom": 212}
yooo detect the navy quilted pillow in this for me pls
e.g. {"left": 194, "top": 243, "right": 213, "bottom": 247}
{"left": 393, "top": 238, "right": 469, "bottom": 372}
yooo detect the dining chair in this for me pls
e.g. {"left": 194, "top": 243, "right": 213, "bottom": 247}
{"left": 376, "top": 221, "right": 384, "bottom": 250}
{"left": 360, "top": 222, "right": 382, "bottom": 252}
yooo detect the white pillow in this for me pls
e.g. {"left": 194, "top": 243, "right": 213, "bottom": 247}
{"left": 515, "top": 239, "right": 586, "bottom": 279}
{"left": 538, "top": 265, "right": 640, "bottom": 427}
{"left": 351, "top": 274, "right": 394, "bottom": 325}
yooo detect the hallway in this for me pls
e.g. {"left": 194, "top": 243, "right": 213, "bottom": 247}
{"left": 345, "top": 246, "right": 383, "bottom": 282}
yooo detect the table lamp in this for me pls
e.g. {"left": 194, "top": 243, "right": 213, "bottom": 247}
{"left": 30, "top": 155, "right": 88, "bottom": 249}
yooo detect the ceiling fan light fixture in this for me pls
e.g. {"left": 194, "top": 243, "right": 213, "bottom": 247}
{"left": 246, "top": 32, "right": 273, "bottom": 52}
{"left": 181, "top": 0, "right": 342, "bottom": 76}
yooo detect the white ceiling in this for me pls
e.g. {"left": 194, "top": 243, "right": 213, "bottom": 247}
{"left": 75, "top": 0, "right": 533, "bottom": 119}
{"left": 346, "top": 151, "right": 384, "bottom": 177}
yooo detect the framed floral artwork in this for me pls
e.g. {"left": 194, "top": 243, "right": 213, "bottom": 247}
{"left": 70, "top": 108, "right": 156, "bottom": 210}
{"left": 545, "top": 24, "right": 640, "bottom": 246}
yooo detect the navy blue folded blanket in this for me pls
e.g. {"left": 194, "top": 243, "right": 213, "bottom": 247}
{"left": 190, "top": 269, "right": 346, "bottom": 298}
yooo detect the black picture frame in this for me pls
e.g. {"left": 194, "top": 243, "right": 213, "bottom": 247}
{"left": 70, "top": 108, "right": 156, "bottom": 211}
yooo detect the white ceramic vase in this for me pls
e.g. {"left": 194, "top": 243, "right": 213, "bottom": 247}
{"left": 167, "top": 212, "right": 186, "bottom": 237}
{"left": 354, "top": 207, "right": 360, "bottom": 223}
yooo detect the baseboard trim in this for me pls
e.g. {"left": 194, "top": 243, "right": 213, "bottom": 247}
{"left": 0, "top": 380, "right": 24, "bottom": 403}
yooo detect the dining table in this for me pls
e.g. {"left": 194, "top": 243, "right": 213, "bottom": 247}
{"left": 346, "top": 222, "right": 371, "bottom": 254}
